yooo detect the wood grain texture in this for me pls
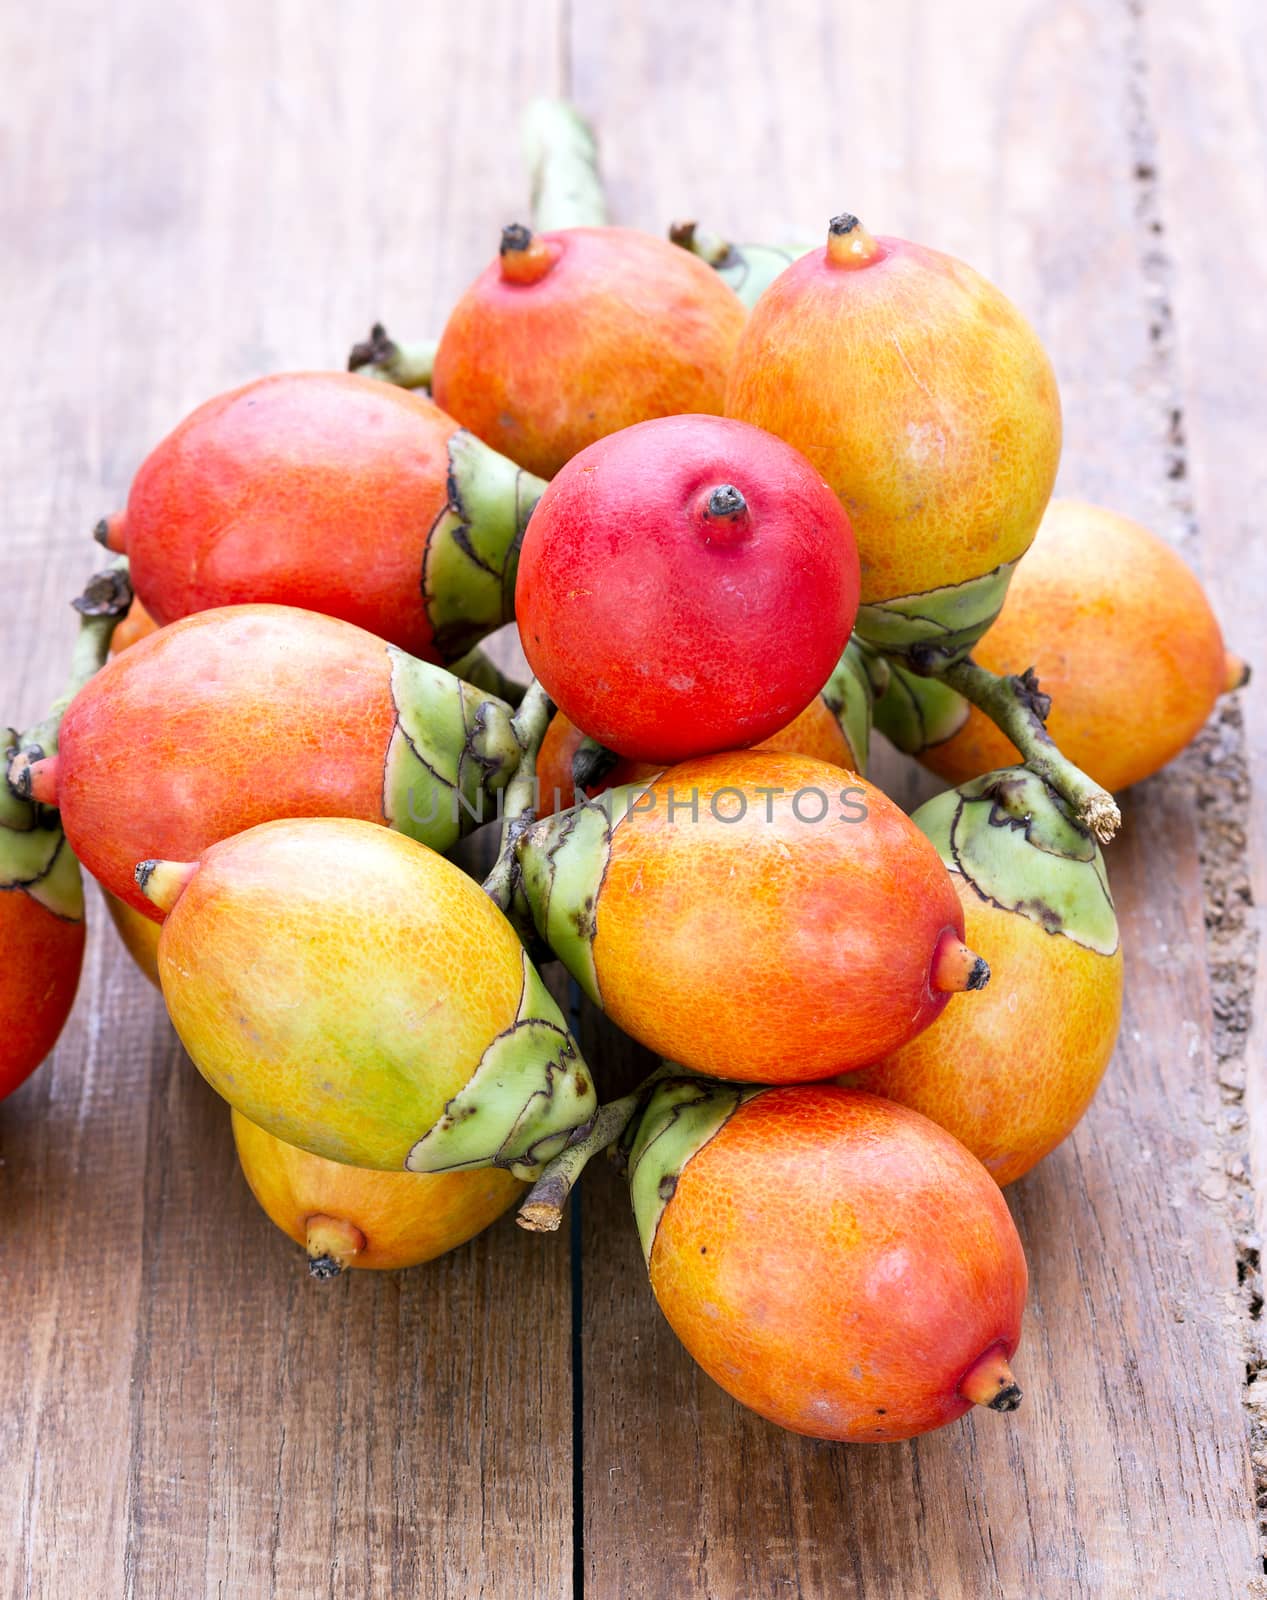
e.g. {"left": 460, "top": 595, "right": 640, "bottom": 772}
{"left": 0, "top": 5, "right": 573, "bottom": 1599}
{"left": 2, "top": 2, "right": 1264, "bottom": 1598}
{"left": 570, "top": 2, "right": 1262, "bottom": 1595}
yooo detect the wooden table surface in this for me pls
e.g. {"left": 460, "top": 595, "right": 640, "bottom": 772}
{"left": 3, "top": 4, "right": 1265, "bottom": 1597}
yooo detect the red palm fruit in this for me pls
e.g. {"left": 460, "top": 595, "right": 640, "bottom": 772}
{"left": 726, "top": 215, "right": 1061, "bottom": 659}
{"left": 23, "top": 605, "right": 522, "bottom": 921}
{"left": 843, "top": 769, "right": 1123, "bottom": 1184}
{"left": 629, "top": 1081, "right": 1028, "bottom": 1441}
{"left": 144, "top": 818, "right": 596, "bottom": 1173}
{"left": 231, "top": 1109, "right": 523, "bottom": 1276}
{"left": 1, "top": 771, "right": 85, "bottom": 1099}
{"left": 98, "top": 372, "right": 542, "bottom": 660}
{"left": 907, "top": 500, "right": 1248, "bottom": 793}
{"left": 517, "top": 752, "right": 987, "bottom": 1082}
{"left": 432, "top": 226, "right": 747, "bottom": 479}
{"left": 516, "top": 416, "right": 859, "bottom": 762}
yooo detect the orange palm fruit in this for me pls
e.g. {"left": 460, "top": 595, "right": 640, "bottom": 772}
{"left": 843, "top": 769, "right": 1123, "bottom": 1184}
{"left": 231, "top": 1109, "right": 523, "bottom": 1276}
{"left": 629, "top": 1081, "right": 1028, "bottom": 1441}
{"left": 0, "top": 762, "right": 84, "bottom": 1100}
{"left": 517, "top": 752, "right": 988, "bottom": 1082}
{"left": 109, "top": 595, "right": 158, "bottom": 654}
{"left": 725, "top": 215, "right": 1061, "bottom": 659}
{"left": 533, "top": 643, "right": 871, "bottom": 817}
{"left": 893, "top": 499, "right": 1248, "bottom": 793}
{"left": 142, "top": 817, "right": 596, "bottom": 1174}
{"left": 432, "top": 225, "right": 746, "bottom": 479}
{"left": 98, "top": 372, "right": 541, "bottom": 660}
{"left": 21, "top": 605, "right": 523, "bottom": 920}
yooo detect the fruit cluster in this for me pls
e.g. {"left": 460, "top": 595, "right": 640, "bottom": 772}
{"left": 2, "top": 102, "right": 1245, "bottom": 1446}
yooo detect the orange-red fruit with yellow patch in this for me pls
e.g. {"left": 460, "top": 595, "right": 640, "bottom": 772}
{"left": 919, "top": 499, "right": 1245, "bottom": 792}
{"left": 41, "top": 606, "right": 421, "bottom": 920}
{"left": 647, "top": 1086, "right": 1027, "bottom": 1441}
{"left": 519, "top": 753, "right": 983, "bottom": 1081}
{"left": 0, "top": 884, "right": 84, "bottom": 1100}
{"left": 725, "top": 218, "right": 1061, "bottom": 607}
{"left": 103, "top": 372, "right": 467, "bottom": 658}
{"left": 432, "top": 226, "right": 747, "bottom": 479}
{"left": 231, "top": 1109, "right": 523, "bottom": 1272}
{"left": 844, "top": 873, "right": 1123, "bottom": 1184}
{"left": 534, "top": 698, "right": 858, "bottom": 817}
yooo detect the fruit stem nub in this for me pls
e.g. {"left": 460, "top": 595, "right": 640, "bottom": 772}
{"left": 826, "top": 214, "right": 882, "bottom": 269}
{"left": 930, "top": 928, "right": 991, "bottom": 994}
{"left": 706, "top": 485, "right": 747, "bottom": 520}
{"left": 1224, "top": 651, "right": 1251, "bottom": 693}
{"left": 958, "top": 1343, "right": 1023, "bottom": 1413}
{"left": 498, "top": 223, "right": 559, "bottom": 286}
{"left": 305, "top": 1215, "right": 365, "bottom": 1278}
{"left": 135, "top": 857, "right": 197, "bottom": 915}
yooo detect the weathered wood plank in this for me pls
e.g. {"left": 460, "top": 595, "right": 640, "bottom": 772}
{"left": 570, "top": 3, "right": 1260, "bottom": 1595}
{"left": 0, "top": 5, "right": 574, "bottom": 1598}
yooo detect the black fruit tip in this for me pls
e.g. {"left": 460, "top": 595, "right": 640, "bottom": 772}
{"left": 500, "top": 222, "right": 533, "bottom": 255}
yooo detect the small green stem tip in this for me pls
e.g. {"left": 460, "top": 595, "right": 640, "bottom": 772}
{"left": 347, "top": 324, "right": 437, "bottom": 390}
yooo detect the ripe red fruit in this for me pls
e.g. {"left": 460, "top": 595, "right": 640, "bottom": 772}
{"left": 432, "top": 226, "right": 747, "bottom": 479}
{"left": 100, "top": 372, "right": 539, "bottom": 660}
{"left": 1, "top": 798, "right": 84, "bottom": 1100}
{"left": 516, "top": 416, "right": 860, "bottom": 763}
{"left": 631, "top": 1082, "right": 1028, "bottom": 1441}
{"left": 27, "top": 606, "right": 521, "bottom": 920}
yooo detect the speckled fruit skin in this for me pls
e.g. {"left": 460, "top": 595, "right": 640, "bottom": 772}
{"left": 535, "top": 698, "right": 858, "bottom": 817}
{"left": 0, "top": 888, "right": 84, "bottom": 1100}
{"left": 104, "top": 892, "right": 160, "bottom": 987}
{"left": 516, "top": 416, "right": 859, "bottom": 761}
{"left": 650, "top": 1086, "right": 1027, "bottom": 1441}
{"left": 158, "top": 819, "right": 530, "bottom": 1168}
{"left": 55, "top": 606, "right": 400, "bottom": 920}
{"left": 433, "top": 228, "right": 747, "bottom": 479}
{"left": 111, "top": 372, "right": 460, "bottom": 657}
{"left": 725, "top": 233, "right": 1061, "bottom": 605}
{"left": 920, "top": 499, "right": 1238, "bottom": 792}
{"left": 844, "top": 874, "right": 1123, "bottom": 1184}
{"left": 231, "top": 1109, "right": 523, "bottom": 1270}
{"left": 592, "top": 753, "right": 965, "bottom": 1080}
